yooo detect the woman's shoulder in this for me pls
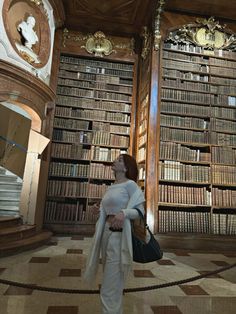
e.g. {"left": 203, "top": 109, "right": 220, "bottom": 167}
{"left": 126, "top": 179, "right": 140, "bottom": 191}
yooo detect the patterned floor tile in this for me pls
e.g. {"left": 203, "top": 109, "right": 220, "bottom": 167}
{"left": 157, "top": 259, "right": 176, "bottom": 265}
{"left": 47, "top": 306, "right": 78, "bottom": 314}
{"left": 29, "top": 257, "right": 50, "bottom": 263}
{"left": 46, "top": 241, "right": 58, "bottom": 246}
{"left": 59, "top": 269, "right": 81, "bottom": 277}
{"left": 173, "top": 250, "right": 190, "bottom": 256}
{"left": 151, "top": 305, "right": 182, "bottom": 314}
{"left": 133, "top": 270, "right": 155, "bottom": 277}
{"left": 179, "top": 285, "right": 209, "bottom": 295}
{"left": 198, "top": 270, "right": 222, "bottom": 278}
{"left": 66, "top": 249, "right": 83, "bottom": 254}
{"left": 71, "top": 236, "right": 84, "bottom": 240}
{"left": 211, "top": 260, "right": 230, "bottom": 267}
{"left": 4, "top": 285, "right": 34, "bottom": 295}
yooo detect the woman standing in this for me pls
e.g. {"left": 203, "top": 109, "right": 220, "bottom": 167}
{"left": 84, "top": 154, "right": 145, "bottom": 314}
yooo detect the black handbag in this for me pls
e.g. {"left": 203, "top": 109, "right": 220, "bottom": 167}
{"left": 132, "top": 208, "right": 163, "bottom": 263}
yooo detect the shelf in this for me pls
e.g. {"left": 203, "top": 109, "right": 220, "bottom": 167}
{"left": 159, "top": 179, "right": 210, "bottom": 185}
{"left": 159, "top": 158, "right": 210, "bottom": 165}
{"left": 158, "top": 202, "right": 211, "bottom": 208}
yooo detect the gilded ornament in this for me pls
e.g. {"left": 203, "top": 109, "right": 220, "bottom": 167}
{"left": 141, "top": 26, "right": 151, "bottom": 59}
{"left": 82, "top": 31, "right": 114, "bottom": 57}
{"left": 30, "top": 0, "right": 43, "bottom": 5}
{"left": 154, "top": 0, "right": 166, "bottom": 50}
{"left": 167, "top": 17, "right": 236, "bottom": 51}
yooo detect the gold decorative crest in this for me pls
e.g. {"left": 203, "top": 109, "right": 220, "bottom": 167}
{"left": 63, "top": 29, "right": 135, "bottom": 56}
{"left": 167, "top": 17, "right": 236, "bottom": 50}
{"left": 154, "top": 0, "right": 166, "bottom": 50}
{"left": 82, "top": 31, "right": 114, "bottom": 57}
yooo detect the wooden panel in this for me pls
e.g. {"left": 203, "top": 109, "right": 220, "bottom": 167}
{"left": 61, "top": 0, "right": 155, "bottom": 36}
{"left": 165, "top": 0, "right": 236, "bottom": 21}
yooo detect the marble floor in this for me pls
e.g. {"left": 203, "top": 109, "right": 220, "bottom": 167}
{"left": 0, "top": 235, "right": 235, "bottom": 314}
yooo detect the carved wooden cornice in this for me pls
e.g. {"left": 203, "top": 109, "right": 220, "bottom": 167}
{"left": 0, "top": 60, "right": 55, "bottom": 120}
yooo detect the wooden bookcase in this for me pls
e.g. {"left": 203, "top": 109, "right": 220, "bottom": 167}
{"left": 44, "top": 54, "right": 135, "bottom": 233}
{"left": 158, "top": 40, "right": 236, "bottom": 236}
{"left": 136, "top": 50, "right": 151, "bottom": 193}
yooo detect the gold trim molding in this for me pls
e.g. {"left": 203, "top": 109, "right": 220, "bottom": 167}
{"left": 141, "top": 26, "right": 151, "bottom": 59}
{"left": 154, "top": 0, "right": 166, "bottom": 50}
{"left": 167, "top": 17, "right": 236, "bottom": 50}
{"left": 63, "top": 29, "right": 135, "bottom": 57}
{"left": 30, "top": 0, "right": 43, "bottom": 5}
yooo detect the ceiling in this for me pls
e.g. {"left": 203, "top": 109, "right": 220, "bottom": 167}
{"left": 61, "top": 0, "right": 236, "bottom": 36}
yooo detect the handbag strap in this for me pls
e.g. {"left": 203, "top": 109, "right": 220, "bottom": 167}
{"left": 134, "top": 207, "right": 153, "bottom": 235}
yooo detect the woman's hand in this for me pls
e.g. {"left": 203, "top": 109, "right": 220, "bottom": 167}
{"left": 91, "top": 203, "right": 100, "bottom": 216}
{"left": 110, "top": 211, "right": 125, "bottom": 229}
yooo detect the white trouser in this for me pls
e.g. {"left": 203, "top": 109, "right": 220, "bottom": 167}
{"left": 100, "top": 223, "right": 124, "bottom": 314}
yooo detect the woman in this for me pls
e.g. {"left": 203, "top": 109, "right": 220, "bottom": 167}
{"left": 84, "top": 154, "right": 145, "bottom": 314}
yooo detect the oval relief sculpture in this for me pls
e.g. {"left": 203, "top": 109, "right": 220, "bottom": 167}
{"left": 2, "top": 0, "right": 51, "bottom": 68}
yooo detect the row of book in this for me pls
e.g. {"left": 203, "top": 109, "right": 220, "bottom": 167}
{"left": 49, "top": 162, "right": 115, "bottom": 179}
{"left": 56, "top": 95, "right": 131, "bottom": 112}
{"left": 52, "top": 129, "right": 129, "bottom": 147}
{"left": 158, "top": 210, "right": 211, "bottom": 233}
{"left": 55, "top": 107, "right": 130, "bottom": 123}
{"left": 57, "top": 86, "right": 132, "bottom": 102}
{"left": 137, "top": 147, "right": 146, "bottom": 163}
{"left": 159, "top": 161, "right": 210, "bottom": 182}
{"left": 138, "top": 133, "right": 147, "bottom": 147}
{"left": 163, "top": 68, "right": 209, "bottom": 82}
{"left": 51, "top": 143, "right": 90, "bottom": 160}
{"left": 60, "top": 55, "right": 133, "bottom": 71}
{"left": 211, "top": 131, "right": 236, "bottom": 146}
{"left": 161, "top": 115, "right": 236, "bottom": 134}
{"left": 163, "top": 50, "right": 209, "bottom": 64}
{"left": 60, "top": 62, "right": 133, "bottom": 78}
{"left": 159, "top": 141, "right": 210, "bottom": 162}
{"left": 163, "top": 77, "right": 236, "bottom": 95}
{"left": 54, "top": 117, "right": 90, "bottom": 131}
{"left": 158, "top": 210, "right": 236, "bottom": 235}
{"left": 44, "top": 201, "right": 97, "bottom": 223}
{"left": 163, "top": 59, "right": 209, "bottom": 73}
{"left": 59, "top": 69, "right": 119, "bottom": 85}
{"left": 139, "top": 120, "right": 147, "bottom": 134}
{"left": 211, "top": 146, "right": 236, "bottom": 164}
{"left": 212, "top": 165, "right": 236, "bottom": 185}
{"left": 163, "top": 77, "right": 211, "bottom": 92}
{"left": 163, "top": 49, "right": 236, "bottom": 69}
{"left": 211, "top": 118, "right": 236, "bottom": 133}
{"left": 58, "top": 77, "right": 133, "bottom": 94}
{"left": 159, "top": 185, "right": 211, "bottom": 205}
{"left": 47, "top": 181, "right": 109, "bottom": 198}
{"left": 51, "top": 142, "right": 125, "bottom": 162}
{"left": 160, "top": 127, "right": 209, "bottom": 144}
{"left": 160, "top": 114, "right": 208, "bottom": 129}
{"left": 211, "top": 76, "right": 236, "bottom": 87}
{"left": 164, "top": 42, "right": 236, "bottom": 59}
{"left": 162, "top": 88, "right": 234, "bottom": 107}
{"left": 162, "top": 101, "right": 236, "bottom": 121}
{"left": 161, "top": 127, "right": 236, "bottom": 146}
{"left": 212, "top": 188, "right": 236, "bottom": 207}
{"left": 211, "top": 66, "right": 236, "bottom": 78}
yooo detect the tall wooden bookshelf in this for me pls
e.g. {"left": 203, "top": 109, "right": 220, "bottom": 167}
{"left": 158, "top": 36, "right": 236, "bottom": 236}
{"left": 44, "top": 54, "right": 134, "bottom": 233}
{"left": 136, "top": 39, "right": 152, "bottom": 193}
